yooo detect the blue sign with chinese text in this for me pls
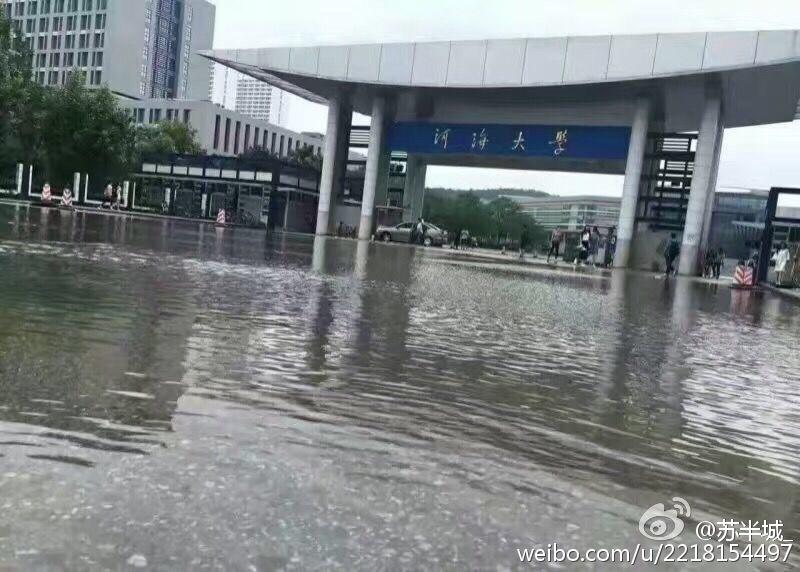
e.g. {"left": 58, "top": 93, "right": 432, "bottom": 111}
{"left": 387, "top": 122, "right": 631, "bottom": 161}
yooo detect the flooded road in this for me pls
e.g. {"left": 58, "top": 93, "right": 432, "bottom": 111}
{"left": 1, "top": 203, "right": 799, "bottom": 570}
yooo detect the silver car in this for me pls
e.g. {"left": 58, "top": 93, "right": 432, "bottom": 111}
{"left": 376, "top": 222, "right": 447, "bottom": 247}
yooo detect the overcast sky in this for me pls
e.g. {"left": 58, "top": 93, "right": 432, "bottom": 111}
{"left": 211, "top": 0, "right": 800, "bottom": 196}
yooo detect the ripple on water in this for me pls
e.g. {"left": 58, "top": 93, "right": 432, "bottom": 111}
{"left": 1, "top": 206, "right": 800, "bottom": 568}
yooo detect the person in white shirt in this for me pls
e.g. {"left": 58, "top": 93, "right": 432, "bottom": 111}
{"left": 416, "top": 218, "right": 426, "bottom": 246}
{"left": 773, "top": 243, "right": 792, "bottom": 286}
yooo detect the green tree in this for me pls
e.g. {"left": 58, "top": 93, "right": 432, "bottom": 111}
{"left": 287, "top": 145, "right": 322, "bottom": 170}
{"left": 424, "top": 189, "right": 546, "bottom": 249}
{"left": 41, "top": 73, "right": 136, "bottom": 185}
{"left": 239, "top": 145, "right": 280, "bottom": 162}
{"left": 0, "top": 10, "right": 46, "bottom": 168}
{"left": 135, "top": 120, "right": 203, "bottom": 157}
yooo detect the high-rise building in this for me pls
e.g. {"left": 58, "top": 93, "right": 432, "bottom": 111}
{"left": 234, "top": 75, "right": 291, "bottom": 127}
{"left": 1, "top": 0, "right": 215, "bottom": 100}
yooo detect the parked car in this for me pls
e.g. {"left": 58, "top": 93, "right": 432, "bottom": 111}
{"left": 376, "top": 222, "right": 447, "bottom": 247}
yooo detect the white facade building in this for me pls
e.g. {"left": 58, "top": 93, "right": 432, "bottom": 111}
{"left": 210, "top": 68, "right": 291, "bottom": 127}
{"left": 505, "top": 195, "right": 622, "bottom": 231}
{"left": 1, "top": 0, "right": 215, "bottom": 100}
{"left": 120, "top": 98, "right": 323, "bottom": 159}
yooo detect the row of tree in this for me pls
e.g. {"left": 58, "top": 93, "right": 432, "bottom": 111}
{"left": 423, "top": 189, "right": 548, "bottom": 248}
{"left": 1, "top": 11, "right": 321, "bottom": 190}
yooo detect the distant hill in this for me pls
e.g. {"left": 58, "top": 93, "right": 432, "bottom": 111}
{"left": 425, "top": 187, "right": 550, "bottom": 202}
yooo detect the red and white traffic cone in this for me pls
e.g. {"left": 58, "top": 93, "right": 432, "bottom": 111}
{"left": 215, "top": 209, "right": 226, "bottom": 226}
{"left": 733, "top": 265, "right": 755, "bottom": 289}
{"left": 41, "top": 184, "right": 52, "bottom": 205}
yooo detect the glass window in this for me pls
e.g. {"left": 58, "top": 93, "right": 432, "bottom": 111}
{"left": 213, "top": 115, "right": 221, "bottom": 149}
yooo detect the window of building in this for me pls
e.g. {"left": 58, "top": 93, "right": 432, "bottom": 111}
{"left": 213, "top": 115, "right": 221, "bottom": 150}
{"left": 262, "top": 130, "right": 268, "bottom": 149}
{"left": 271, "top": 133, "right": 277, "bottom": 153}
{"left": 253, "top": 128, "right": 260, "bottom": 149}
{"left": 224, "top": 118, "right": 231, "bottom": 153}
{"left": 287, "top": 137, "right": 293, "bottom": 154}
{"left": 233, "top": 121, "right": 241, "bottom": 154}
{"left": 137, "top": 108, "right": 145, "bottom": 123}
{"left": 166, "top": 109, "right": 173, "bottom": 121}
{"left": 279, "top": 135, "right": 285, "bottom": 156}
{"left": 183, "top": 110, "right": 191, "bottom": 124}
{"left": 243, "top": 125, "right": 250, "bottom": 151}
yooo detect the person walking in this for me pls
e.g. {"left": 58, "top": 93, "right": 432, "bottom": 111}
{"left": 547, "top": 227, "right": 563, "bottom": 263}
{"left": 409, "top": 218, "right": 420, "bottom": 244}
{"left": 664, "top": 232, "right": 681, "bottom": 276}
{"left": 416, "top": 218, "right": 427, "bottom": 246}
{"left": 712, "top": 247, "right": 725, "bottom": 279}
{"left": 112, "top": 185, "right": 123, "bottom": 210}
{"left": 102, "top": 184, "right": 114, "bottom": 209}
{"left": 575, "top": 226, "right": 591, "bottom": 266}
{"left": 460, "top": 229, "right": 470, "bottom": 251}
{"left": 589, "top": 226, "right": 601, "bottom": 266}
{"left": 604, "top": 226, "right": 617, "bottom": 267}
{"left": 773, "top": 243, "right": 792, "bottom": 285}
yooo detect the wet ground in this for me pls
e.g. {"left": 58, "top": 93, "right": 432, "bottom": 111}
{"left": 1, "top": 203, "right": 799, "bottom": 571}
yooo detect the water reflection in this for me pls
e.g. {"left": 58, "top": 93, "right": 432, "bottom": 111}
{"left": 1, "top": 204, "right": 800, "bottom": 570}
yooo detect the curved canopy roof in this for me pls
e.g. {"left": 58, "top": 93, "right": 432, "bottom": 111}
{"left": 203, "top": 30, "right": 800, "bottom": 128}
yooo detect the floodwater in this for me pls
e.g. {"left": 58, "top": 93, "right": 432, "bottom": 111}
{"left": 0, "top": 203, "right": 799, "bottom": 571}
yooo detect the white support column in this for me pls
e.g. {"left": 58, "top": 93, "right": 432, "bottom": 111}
{"left": 614, "top": 96, "right": 651, "bottom": 268}
{"left": 373, "top": 148, "right": 391, "bottom": 210}
{"left": 679, "top": 89, "right": 724, "bottom": 276}
{"left": 72, "top": 172, "right": 81, "bottom": 202}
{"left": 16, "top": 164, "right": 24, "bottom": 195}
{"left": 358, "top": 95, "right": 387, "bottom": 241}
{"left": 316, "top": 92, "right": 344, "bottom": 236}
{"left": 700, "top": 121, "right": 725, "bottom": 249}
{"left": 284, "top": 191, "right": 291, "bottom": 231}
{"left": 402, "top": 156, "right": 427, "bottom": 222}
{"left": 412, "top": 162, "right": 427, "bottom": 220}
{"left": 402, "top": 156, "right": 419, "bottom": 222}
